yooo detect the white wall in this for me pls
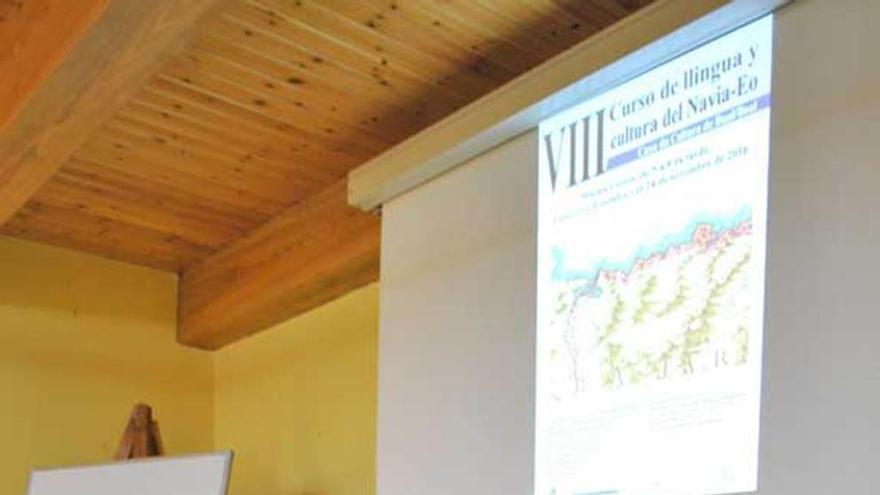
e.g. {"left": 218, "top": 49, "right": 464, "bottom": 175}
{"left": 760, "top": 0, "right": 880, "bottom": 492}
{"left": 378, "top": 132, "right": 537, "bottom": 495}
{"left": 377, "top": 0, "right": 880, "bottom": 493}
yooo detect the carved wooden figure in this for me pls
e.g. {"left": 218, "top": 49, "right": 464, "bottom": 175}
{"left": 114, "top": 403, "right": 164, "bottom": 460}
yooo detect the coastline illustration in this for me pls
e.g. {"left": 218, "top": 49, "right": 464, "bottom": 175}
{"left": 547, "top": 212, "right": 754, "bottom": 394}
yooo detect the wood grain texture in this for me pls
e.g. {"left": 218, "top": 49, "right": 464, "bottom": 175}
{"left": 0, "top": 0, "right": 109, "bottom": 130}
{"left": 2, "top": 0, "right": 646, "bottom": 271}
{"left": 348, "top": 0, "right": 724, "bottom": 210}
{"left": 1, "top": 0, "right": 652, "bottom": 348}
{"left": 178, "top": 179, "right": 381, "bottom": 349}
{"left": 0, "top": 0, "right": 236, "bottom": 225}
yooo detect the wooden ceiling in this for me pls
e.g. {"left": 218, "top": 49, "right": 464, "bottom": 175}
{"left": 0, "top": 0, "right": 652, "bottom": 347}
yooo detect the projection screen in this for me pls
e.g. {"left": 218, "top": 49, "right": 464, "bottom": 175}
{"left": 536, "top": 16, "right": 773, "bottom": 495}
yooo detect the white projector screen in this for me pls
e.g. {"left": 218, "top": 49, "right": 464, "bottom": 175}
{"left": 27, "top": 452, "right": 232, "bottom": 495}
{"left": 536, "top": 16, "right": 773, "bottom": 495}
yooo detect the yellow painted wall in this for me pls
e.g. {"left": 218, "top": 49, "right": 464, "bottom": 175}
{"left": 0, "top": 236, "right": 379, "bottom": 495}
{"left": 0, "top": 236, "right": 214, "bottom": 495}
{"left": 214, "top": 284, "right": 379, "bottom": 495}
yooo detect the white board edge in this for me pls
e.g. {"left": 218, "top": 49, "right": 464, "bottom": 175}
{"left": 26, "top": 450, "right": 234, "bottom": 495}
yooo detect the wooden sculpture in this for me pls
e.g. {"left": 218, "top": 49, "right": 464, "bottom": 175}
{"left": 114, "top": 403, "right": 164, "bottom": 460}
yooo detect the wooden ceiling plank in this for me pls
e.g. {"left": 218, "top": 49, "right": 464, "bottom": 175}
{"left": 36, "top": 176, "right": 245, "bottom": 247}
{"left": 197, "top": 18, "right": 452, "bottom": 121}
{"left": 153, "top": 72, "right": 386, "bottom": 158}
{"left": 197, "top": 25, "right": 460, "bottom": 128}
{"left": 409, "top": 0, "right": 568, "bottom": 61}
{"left": 156, "top": 64, "right": 386, "bottom": 153}
{"left": 244, "top": 0, "right": 489, "bottom": 95}
{"left": 236, "top": 0, "right": 492, "bottom": 100}
{"left": 468, "top": 0, "right": 607, "bottom": 53}
{"left": 189, "top": 47, "right": 432, "bottom": 143}
{"left": 63, "top": 154, "right": 283, "bottom": 219}
{"left": 483, "top": 0, "right": 604, "bottom": 44}
{"left": 94, "top": 125, "right": 313, "bottom": 202}
{"left": 223, "top": 3, "right": 438, "bottom": 96}
{"left": 51, "top": 166, "right": 260, "bottom": 233}
{"left": 74, "top": 140, "right": 288, "bottom": 215}
{"left": 178, "top": 179, "right": 380, "bottom": 349}
{"left": 172, "top": 47, "right": 412, "bottom": 145}
{"left": 510, "top": 0, "right": 621, "bottom": 29}
{"left": 317, "top": 0, "right": 522, "bottom": 82}
{"left": 149, "top": 75, "right": 376, "bottom": 168}
{"left": 144, "top": 79, "right": 306, "bottom": 144}
{"left": 400, "top": 0, "right": 543, "bottom": 74}
{"left": 105, "top": 114, "right": 327, "bottom": 193}
{"left": 1, "top": 202, "right": 213, "bottom": 271}
{"left": 125, "top": 97, "right": 294, "bottom": 161}
{"left": 128, "top": 93, "right": 363, "bottom": 179}
{"left": 577, "top": 0, "right": 634, "bottom": 20}
{"left": 0, "top": 0, "right": 236, "bottom": 226}
{"left": 508, "top": 0, "right": 624, "bottom": 37}
{"left": 112, "top": 108, "right": 303, "bottom": 174}
{"left": 198, "top": 19, "right": 402, "bottom": 107}
{"left": 143, "top": 80, "right": 371, "bottom": 179}
{"left": 113, "top": 103, "right": 278, "bottom": 165}
{"left": 116, "top": 105, "right": 339, "bottom": 185}
{"left": 60, "top": 160, "right": 266, "bottom": 228}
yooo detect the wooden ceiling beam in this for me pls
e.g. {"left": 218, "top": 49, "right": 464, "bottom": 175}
{"left": 0, "top": 201, "right": 214, "bottom": 272}
{"left": 0, "top": 0, "right": 109, "bottom": 130}
{"left": 178, "top": 179, "right": 380, "bottom": 350}
{"left": 0, "top": 0, "right": 235, "bottom": 225}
